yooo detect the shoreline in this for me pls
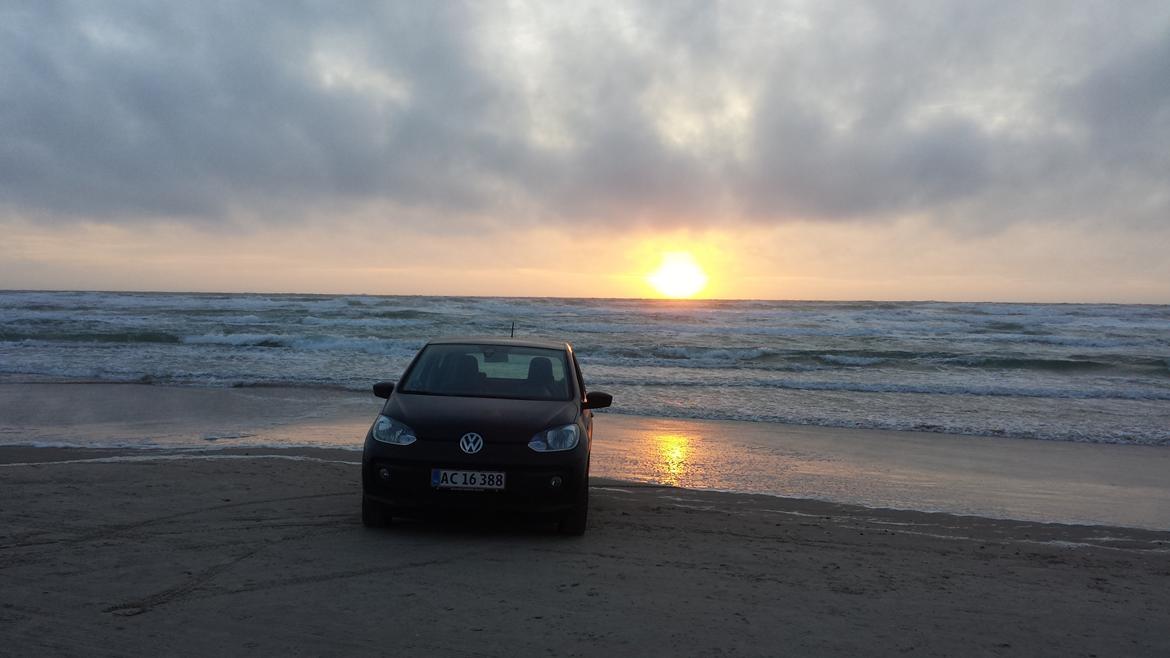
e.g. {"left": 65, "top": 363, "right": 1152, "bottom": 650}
{"left": 4, "top": 440, "right": 1170, "bottom": 534}
{"left": 4, "top": 373, "right": 1167, "bottom": 448}
{"left": 4, "top": 380, "right": 1170, "bottom": 530}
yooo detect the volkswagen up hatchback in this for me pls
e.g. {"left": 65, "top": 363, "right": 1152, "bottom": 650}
{"left": 361, "top": 337, "right": 612, "bottom": 535}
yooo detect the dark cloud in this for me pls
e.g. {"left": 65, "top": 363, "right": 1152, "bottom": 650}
{"left": 1, "top": 1, "right": 1167, "bottom": 230}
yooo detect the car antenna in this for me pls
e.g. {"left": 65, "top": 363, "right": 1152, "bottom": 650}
{"left": 510, "top": 321, "right": 515, "bottom": 338}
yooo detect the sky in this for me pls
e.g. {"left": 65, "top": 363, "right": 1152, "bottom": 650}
{"left": 1, "top": 1, "right": 1169, "bottom": 302}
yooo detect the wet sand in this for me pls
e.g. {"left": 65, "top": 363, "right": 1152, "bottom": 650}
{"left": 2, "top": 446, "right": 1168, "bottom": 656}
{"left": 4, "top": 380, "right": 1170, "bottom": 530}
{"left": 595, "top": 414, "right": 1170, "bottom": 531}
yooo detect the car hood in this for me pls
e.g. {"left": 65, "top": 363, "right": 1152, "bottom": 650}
{"left": 383, "top": 393, "right": 579, "bottom": 444}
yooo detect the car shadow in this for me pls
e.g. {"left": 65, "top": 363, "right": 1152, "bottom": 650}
{"left": 363, "top": 509, "right": 583, "bottom": 540}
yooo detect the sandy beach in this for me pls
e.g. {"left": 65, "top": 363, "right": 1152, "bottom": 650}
{"left": 2, "top": 445, "right": 1168, "bottom": 656}
{"left": 3, "top": 382, "right": 1170, "bottom": 655}
{"left": 2, "top": 381, "right": 1170, "bottom": 650}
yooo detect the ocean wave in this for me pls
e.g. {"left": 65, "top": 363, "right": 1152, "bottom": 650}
{"left": 591, "top": 376, "right": 1170, "bottom": 401}
{"left": 963, "top": 333, "right": 1156, "bottom": 349}
{"left": 936, "top": 355, "right": 1116, "bottom": 371}
{"left": 816, "top": 354, "right": 887, "bottom": 366}
{"left": 179, "top": 333, "right": 421, "bottom": 356}
{"left": 580, "top": 343, "right": 1167, "bottom": 376}
{"left": 180, "top": 333, "right": 288, "bottom": 347}
{"left": 0, "top": 330, "right": 182, "bottom": 344}
{"left": 300, "top": 315, "right": 431, "bottom": 328}
{"left": 580, "top": 344, "right": 787, "bottom": 368}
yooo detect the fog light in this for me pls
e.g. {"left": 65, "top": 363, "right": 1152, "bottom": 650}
{"left": 549, "top": 476, "right": 563, "bottom": 488}
{"left": 379, "top": 467, "right": 391, "bottom": 481}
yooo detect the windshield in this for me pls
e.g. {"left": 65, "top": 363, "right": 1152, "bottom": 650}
{"left": 400, "top": 344, "right": 573, "bottom": 401}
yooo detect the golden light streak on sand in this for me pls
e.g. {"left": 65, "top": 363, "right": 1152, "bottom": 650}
{"left": 654, "top": 433, "right": 692, "bottom": 486}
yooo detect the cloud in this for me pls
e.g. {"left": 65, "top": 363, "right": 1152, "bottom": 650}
{"left": 1, "top": 0, "right": 1168, "bottom": 231}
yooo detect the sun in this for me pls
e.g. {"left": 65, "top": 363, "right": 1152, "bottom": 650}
{"left": 648, "top": 252, "right": 708, "bottom": 298}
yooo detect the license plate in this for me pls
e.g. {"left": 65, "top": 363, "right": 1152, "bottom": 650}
{"left": 431, "top": 469, "right": 506, "bottom": 491}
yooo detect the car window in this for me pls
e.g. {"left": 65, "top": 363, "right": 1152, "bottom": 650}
{"left": 400, "top": 344, "right": 572, "bottom": 401}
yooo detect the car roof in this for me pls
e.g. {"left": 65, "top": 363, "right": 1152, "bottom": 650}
{"left": 424, "top": 336, "right": 572, "bottom": 351}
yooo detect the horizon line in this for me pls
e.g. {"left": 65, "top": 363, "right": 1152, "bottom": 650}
{"left": 1, "top": 287, "right": 1165, "bottom": 307}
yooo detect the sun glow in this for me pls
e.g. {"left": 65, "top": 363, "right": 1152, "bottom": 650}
{"left": 648, "top": 252, "right": 709, "bottom": 298}
{"left": 654, "top": 433, "right": 692, "bottom": 486}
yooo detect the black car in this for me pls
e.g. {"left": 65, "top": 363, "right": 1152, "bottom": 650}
{"left": 361, "top": 337, "right": 613, "bottom": 535}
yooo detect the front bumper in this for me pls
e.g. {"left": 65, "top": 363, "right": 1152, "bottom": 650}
{"left": 362, "top": 434, "right": 588, "bottom": 516}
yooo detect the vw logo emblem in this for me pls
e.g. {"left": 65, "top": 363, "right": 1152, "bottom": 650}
{"left": 459, "top": 432, "right": 484, "bottom": 454}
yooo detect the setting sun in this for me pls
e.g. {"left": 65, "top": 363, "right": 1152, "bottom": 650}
{"left": 648, "top": 252, "right": 709, "bottom": 298}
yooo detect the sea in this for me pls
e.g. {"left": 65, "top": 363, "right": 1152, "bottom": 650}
{"left": 1, "top": 290, "right": 1169, "bottom": 446}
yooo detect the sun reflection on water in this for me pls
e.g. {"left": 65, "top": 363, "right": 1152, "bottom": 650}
{"left": 655, "top": 433, "right": 692, "bottom": 486}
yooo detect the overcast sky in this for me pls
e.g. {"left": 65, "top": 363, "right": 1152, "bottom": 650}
{"left": 2, "top": 1, "right": 1168, "bottom": 301}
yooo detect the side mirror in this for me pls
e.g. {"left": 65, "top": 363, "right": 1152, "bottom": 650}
{"left": 372, "top": 381, "right": 395, "bottom": 399}
{"left": 583, "top": 391, "right": 612, "bottom": 410}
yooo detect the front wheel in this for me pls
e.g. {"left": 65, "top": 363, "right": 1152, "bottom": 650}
{"left": 558, "top": 485, "right": 588, "bottom": 536}
{"left": 362, "top": 495, "right": 389, "bottom": 528}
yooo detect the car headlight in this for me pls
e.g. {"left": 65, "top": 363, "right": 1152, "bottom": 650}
{"left": 372, "top": 415, "right": 417, "bottom": 445}
{"left": 528, "top": 423, "right": 579, "bottom": 452}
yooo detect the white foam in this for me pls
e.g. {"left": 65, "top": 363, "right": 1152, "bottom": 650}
{"left": 818, "top": 354, "right": 886, "bottom": 366}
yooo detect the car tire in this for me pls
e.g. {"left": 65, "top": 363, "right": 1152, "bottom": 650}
{"left": 361, "top": 495, "right": 389, "bottom": 528}
{"left": 558, "top": 485, "right": 588, "bottom": 536}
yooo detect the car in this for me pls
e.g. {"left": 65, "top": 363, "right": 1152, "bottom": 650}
{"left": 361, "top": 337, "right": 613, "bottom": 535}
